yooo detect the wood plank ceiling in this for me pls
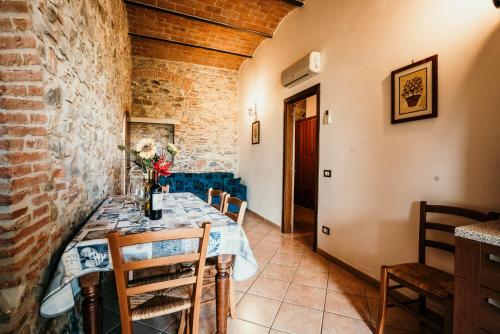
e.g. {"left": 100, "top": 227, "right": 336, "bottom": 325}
{"left": 126, "top": 0, "right": 305, "bottom": 70}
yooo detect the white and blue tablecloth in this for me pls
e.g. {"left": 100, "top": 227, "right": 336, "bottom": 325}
{"left": 40, "top": 192, "right": 257, "bottom": 318}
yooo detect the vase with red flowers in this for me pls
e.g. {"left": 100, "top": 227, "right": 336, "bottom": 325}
{"left": 119, "top": 140, "right": 179, "bottom": 216}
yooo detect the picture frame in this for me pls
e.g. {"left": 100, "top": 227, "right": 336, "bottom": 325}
{"left": 391, "top": 55, "right": 438, "bottom": 124}
{"left": 251, "top": 121, "right": 260, "bottom": 144}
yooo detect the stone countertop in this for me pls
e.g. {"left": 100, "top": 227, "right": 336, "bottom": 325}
{"left": 455, "top": 220, "right": 500, "bottom": 247}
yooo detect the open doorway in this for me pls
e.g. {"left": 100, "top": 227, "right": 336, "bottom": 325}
{"left": 282, "top": 84, "right": 320, "bottom": 250}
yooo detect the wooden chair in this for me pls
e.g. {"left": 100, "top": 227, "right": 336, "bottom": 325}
{"left": 375, "top": 201, "right": 499, "bottom": 334}
{"left": 207, "top": 188, "right": 227, "bottom": 212}
{"left": 107, "top": 223, "right": 211, "bottom": 334}
{"left": 222, "top": 196, "right": 248, "bottom": 225}
{"left": 200, "top": 196, "right": 247, "bottom": 319}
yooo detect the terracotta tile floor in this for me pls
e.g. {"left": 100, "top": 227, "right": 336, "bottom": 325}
{"left": 102, "top": 212, "right": 423, "bottom": 333}
{"left": 292, "top": 204, "right": 315, "bottom": 246}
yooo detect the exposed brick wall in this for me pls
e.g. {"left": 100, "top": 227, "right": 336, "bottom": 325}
{"left": 131, "top": 36, "right": 244, "bottom": 70}
{"left": 0, "top": 3, "right": 47, "bottom": 332}
{"left": 132, "top": 56, "right": 238, "bottom": 173}
{"left": 139, "top": 0, "right": 299, "bottom": 34}
{"left": 127, "top": 5, "right": 265, "bottom": 55}
{"left": 127, "top": 0, "right": 302, "bottom": 69}
{"left": 0, "top": 0, "right": 131, "bottom": 332}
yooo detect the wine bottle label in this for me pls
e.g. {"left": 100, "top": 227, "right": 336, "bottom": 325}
{"left": 151, "top": 193, "right": 163, "bottom": 211}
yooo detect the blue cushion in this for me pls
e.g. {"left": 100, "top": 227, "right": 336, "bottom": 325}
{"left": 158, "top": 175, "right": 170, "bottom": 187}
{"left": 163, "top": 172, "right": 246, "bottom": 205}
{"left": 224, "top": 177, "right": 241, "bottom": 187}
{"left": 212, "top": 182, "right": 223, "bottom": 190}
{"left": 193, "top": 179, "right": 205, "bottom": 192}
{"left": 227, "top": 204, "right": 240, "bottom": 213}
{"left": 221, "top": 172, "right": 234, "bottom": 179}
{"left": 211, "top": 196, "right": 222, "bottom": 206}
{"left": 236, "top": 184, "right": 247, "bottom": 201}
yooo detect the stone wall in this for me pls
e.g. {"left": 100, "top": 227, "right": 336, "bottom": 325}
{"left": 132, "top": 56, "right": 238, "bottom": 173}
{"left": 0, "top": 0, "right": 131, "bottom": 332}
{"left": 129, "top": 123, "right": 174, "bottom": 153}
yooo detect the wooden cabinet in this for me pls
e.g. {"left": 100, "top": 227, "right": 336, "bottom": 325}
{"left": 454, "top": 237, "right": 500, "bottom": 333}
{"left": 480, "top": 243, "right": 500, "bottom": 291}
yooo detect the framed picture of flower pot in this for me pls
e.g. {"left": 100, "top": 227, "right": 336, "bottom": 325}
{"left": 252, "top": 121, "right": 260, "bottom": 144}
{"left": 391, "top": 55, "right": 437, "bottom": 124}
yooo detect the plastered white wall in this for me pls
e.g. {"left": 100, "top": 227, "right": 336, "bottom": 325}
{"left": 238, "top": 0, "right": 500, "bottom": 279}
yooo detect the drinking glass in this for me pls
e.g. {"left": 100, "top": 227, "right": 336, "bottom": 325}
{"left": 127, "top": 167, "right": 144, "bottom": 209}
{"left": 129, "top": 174, "right": 148, "bottom": 224}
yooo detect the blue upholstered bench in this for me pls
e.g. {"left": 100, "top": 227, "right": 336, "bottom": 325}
{"left": 159, "top": 172, "right": 247, "bottom": 208}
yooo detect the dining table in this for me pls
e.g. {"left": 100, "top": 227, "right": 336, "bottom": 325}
{"left": 40, "top": 192, "right": 258, "bottom": 334}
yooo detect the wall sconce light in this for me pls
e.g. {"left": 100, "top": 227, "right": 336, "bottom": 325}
{"left": 494, "top": 0, "right": 500, "bottom": 8}
{"left": 248, "top": 100, "right": 258, "bottom": 122}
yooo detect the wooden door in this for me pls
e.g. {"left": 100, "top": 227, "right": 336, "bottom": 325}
{"left": 282, "top": 84, "right": 320, "bottom": 249}
{"left": 294, "top": 116, "right": 317, "bottom": 209}
{"left": 282, "top": 104, "right": 295, "bottom": 233}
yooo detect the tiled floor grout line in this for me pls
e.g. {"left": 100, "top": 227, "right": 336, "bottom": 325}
{"left": 106, "top": 319, "right": 168, "bottom": 334}
{"left": 365, "top": 287, "right": 375, "bottom": 332}
{"left": 267, "top": 245, "right": 305, "bottom": 333}
{"left": 243, "top": 282, "right": 334, "bottom": 314}
{"left": 245, "top": 223, "right": 346, "bottom": 334}
{"left": 239, "top": 230, "right": 283, "bottom": 332}
{"left": 256, "top": 240, "right": 384, "bottom": 334}
{"left": 319, "top": 266, "right": 330, "bottom": 334}
{"left": 242, "top": 231, "right": 300, "bottom": 332}
{"left": 163, "top": 312, "right": 182, "bottom": 333}
{"left": 128, "top": 248, "right": 369, "bottom": 333}
{"left": 104, "top": 215, "right": 419, "bottom": 333}
{"left": 103, "top": 295, "right": 178, "bottom": 333}
{"left": 105, "top": 323, "right": 118, "bottom": 334}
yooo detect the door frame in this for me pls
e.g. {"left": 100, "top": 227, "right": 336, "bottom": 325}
{"left": 281, "top": 84, "right": 320, "bottom": 250}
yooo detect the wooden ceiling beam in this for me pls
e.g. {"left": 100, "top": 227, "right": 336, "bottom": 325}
{"left": 129, "top": 32, "right": 253, "bottom": 58}
{"left": 125, "top": 0, "right": 273, "bottom": 39}
{"left": 282, "top": 0, "right": 304, "bottom": 6}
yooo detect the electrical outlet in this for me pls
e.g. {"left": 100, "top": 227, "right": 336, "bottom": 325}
{"left": 323, "top": 170, "right": 332, "bottom": 177}
{"left": 322, "top": 226, "right": 330, "bottom": 235}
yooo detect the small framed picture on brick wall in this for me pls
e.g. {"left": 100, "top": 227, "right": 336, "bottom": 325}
{"left": 252, "top": 121, "right": 260, "bottom": 144}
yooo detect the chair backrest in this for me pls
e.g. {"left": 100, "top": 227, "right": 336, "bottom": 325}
{"left": 207, "top": 188, "right": 226, "bottom": 212}
{"left": 418, "top": 201, "right": 498, "bottom": 264}
{"left": 107, "top": 223, "right": 211, "bottom": 334}
{"left": 223, "top": 196, "right": 248, "bottom": 225}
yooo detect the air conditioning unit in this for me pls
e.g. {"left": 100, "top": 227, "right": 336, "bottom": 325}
{"left": 281, "top": 51, "right": 320, "bottom": 88}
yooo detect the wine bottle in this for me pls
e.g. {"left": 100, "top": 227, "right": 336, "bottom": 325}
{"left": 144, "top": 170, "right": 151, "bottom": 217}
{"left": 149, "top": 170, "right": 163, "bottom": 220}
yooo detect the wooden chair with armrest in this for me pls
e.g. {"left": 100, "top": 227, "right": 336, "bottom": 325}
{"left": 375, "top": 201, "right": 499, "bottom": 334}
{"left": 207, "top": 188, "right": 227, "bottom": 212}
{"left": 107, "top": 223, "right": 211, "bottom": 334}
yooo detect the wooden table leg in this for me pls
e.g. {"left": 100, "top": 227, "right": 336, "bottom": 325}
{"left": 216, "top": 255, "right": 231, "bottom": 334}
{"left": 79, "top": 272, "right": 102, "bottom": 334}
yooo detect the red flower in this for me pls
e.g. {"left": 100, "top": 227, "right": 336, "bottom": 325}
{"left": 153, "top": 159, "right": 172, "bottom": 177}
